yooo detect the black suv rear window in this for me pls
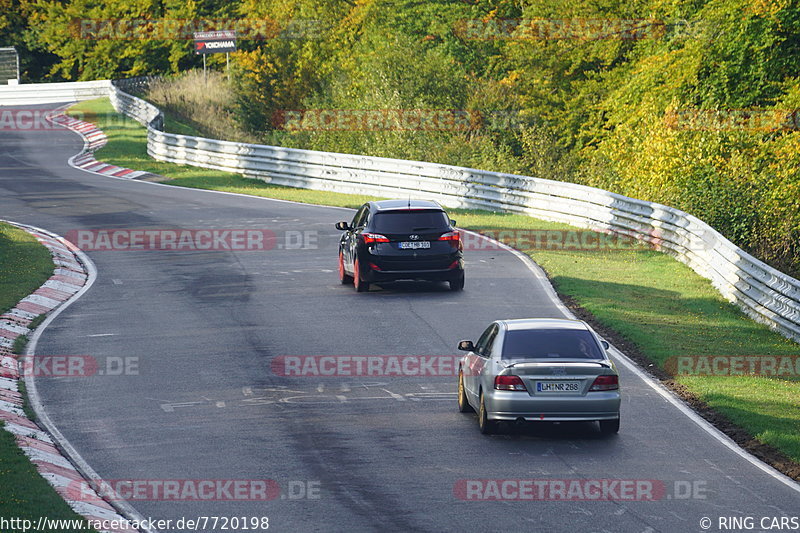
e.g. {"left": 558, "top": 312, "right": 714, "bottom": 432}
{"left": 501, "top": 329, "right": 603, "bottom": 360}
{"left": 372, "top": 210, "right": 450, "bottom": 234}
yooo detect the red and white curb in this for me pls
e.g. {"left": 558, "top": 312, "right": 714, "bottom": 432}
{"left": 0, "top": 221, "right": 138, "bottom": 532}
{"left": 47, "top": 109, "right": 158, "bottom": 181}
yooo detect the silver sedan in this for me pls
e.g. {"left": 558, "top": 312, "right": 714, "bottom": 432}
{"left": 457, "top": 318, "right": 621, "bottom": 435}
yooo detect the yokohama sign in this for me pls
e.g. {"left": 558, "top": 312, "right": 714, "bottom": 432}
{"left": 194, "top": 30, "right": 237, "bottom": 54}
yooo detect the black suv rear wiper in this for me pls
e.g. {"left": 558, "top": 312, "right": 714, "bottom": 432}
{"left": 411, "top": 227, "right": 435, "bottom": 231}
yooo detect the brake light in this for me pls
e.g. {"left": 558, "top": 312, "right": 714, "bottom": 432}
{"left": 589, "top": 375, "right": 619, "bottom": 391}
{"left": 494, "top": 375, "right": 527, "bottom": 391}
{"left": 439, "top": 231, "right": 461, "bottom": 250}
{"left": 363, "top": 232, "right": 389, "bottom": 244}
{"left": 368, "top": 262, "right": 382, "bottom": 271}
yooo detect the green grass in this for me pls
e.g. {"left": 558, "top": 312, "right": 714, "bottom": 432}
{"left": 69, "top": 98, "right": 800, "bottom": 467}
{"left": 0, "top": 224, "right": 54, "bottom": 316}
{"left": 0, "top": 223, "right": 93, "bottom": 529}
{"left": 0, "top": 429, "right": 94, "bottom": 529}
{"left": 163, "top": 113, "right": 203, "bottom": 137}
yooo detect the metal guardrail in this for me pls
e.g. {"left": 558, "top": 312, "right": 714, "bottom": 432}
{"left": 45, "top": 81, "right": 800, "bottom": 344}
{"left": 0, "top": 80, "right": 111, "bottom": 105}
{"left": 108, "top": 82, "right": 164, "bottom": 131}
{"left": 112, "top": 76, "right": 162, "bottom": 96}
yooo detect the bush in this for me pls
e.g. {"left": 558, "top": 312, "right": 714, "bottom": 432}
{"left": 146, "top": 70, "right": 257, "bottom": 143}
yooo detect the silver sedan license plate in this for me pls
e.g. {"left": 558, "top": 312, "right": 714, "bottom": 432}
{"left": 399, "top": 241, "right": 431, "bottom": 249}
{"left": 537, "top": 381, "right": 579, "bottom": 393}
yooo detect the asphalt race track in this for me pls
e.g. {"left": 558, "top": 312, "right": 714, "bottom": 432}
{"left": 1, "top": 103, "right": 797, "bottom": 532}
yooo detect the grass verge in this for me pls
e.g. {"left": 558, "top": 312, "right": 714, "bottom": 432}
{"left": 68, "top": 98, "right": 800, "bottom": 477}
{"left": 0, "top": 224, "right": 54, "bottom": 315}
{"left": 0, "top": 222, "right": 94, "bottom": 528}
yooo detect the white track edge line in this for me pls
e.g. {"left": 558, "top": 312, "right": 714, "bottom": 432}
{"left": 11, "top": 221, "right": 157, "bottom": 533}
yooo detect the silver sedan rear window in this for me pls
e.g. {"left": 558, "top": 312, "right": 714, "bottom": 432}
{"left": 501, "top": 329, "right": 603, "bottom": 360}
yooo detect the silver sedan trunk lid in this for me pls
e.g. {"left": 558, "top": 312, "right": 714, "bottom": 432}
{"left": 498, "top": 360, "right": 615, "bottom": 397}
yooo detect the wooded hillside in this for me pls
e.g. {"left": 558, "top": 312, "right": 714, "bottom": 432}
{"left": 6, "top": 0, "right": 799, "bottom": 274}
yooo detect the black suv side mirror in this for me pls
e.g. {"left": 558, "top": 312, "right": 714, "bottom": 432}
{"left": 457, "top": 340, "right": 475, "bottom": 352}
{"left": 450, "top": 219, "right": 457, "bottom": 227}
{"left": 335, "top": 221, "right": 350, "bottom": 231}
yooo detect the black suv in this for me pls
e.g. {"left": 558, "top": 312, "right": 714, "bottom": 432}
{"left": 336, "top": 200, "right": 465, "bottom": 292}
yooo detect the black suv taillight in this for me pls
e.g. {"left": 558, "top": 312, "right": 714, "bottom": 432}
{"left": 438, "top": 230, "right": 461, "bottom": 249}
{"left": 362, "top": 232, "right": 389, "bottom": 244}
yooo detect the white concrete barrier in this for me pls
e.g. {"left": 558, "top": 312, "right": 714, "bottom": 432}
{"left": 0, "top": 80, "right": 111, "bottom": 106}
